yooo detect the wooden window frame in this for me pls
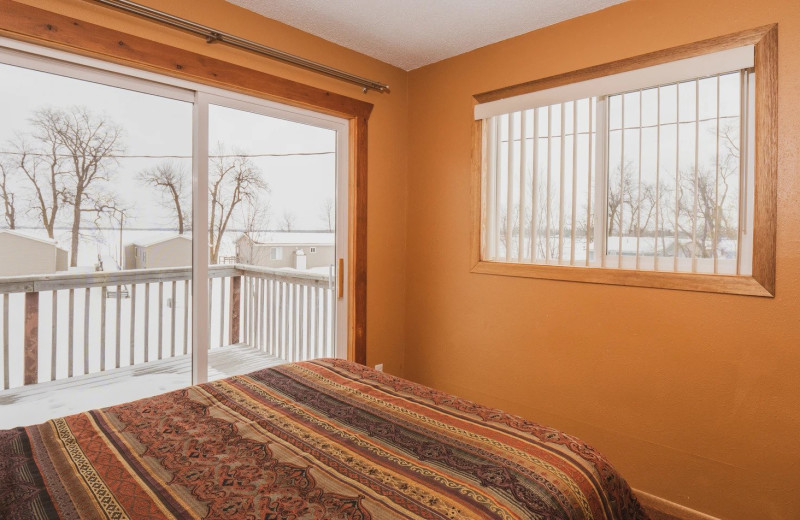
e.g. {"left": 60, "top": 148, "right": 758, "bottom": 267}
{"left": 0, "top": 0, "right": 371, "bottom": 362}
{"left": 471, "top": 25, "right": 778, "bottom": 297}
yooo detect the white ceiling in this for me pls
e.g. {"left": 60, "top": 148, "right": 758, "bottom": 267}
{"left": 226, "top": 0, "right": 628, "bottom": 71}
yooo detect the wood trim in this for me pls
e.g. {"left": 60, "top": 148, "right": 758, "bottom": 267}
{"left": 471, "top": 261, "right": 772, "bottom": 297}
{"left": 634, "top": 489, "right": 721, "bottom": 520}
{"left": 0, "top": 0, "right": 370, "bottom": 364}
{"left": 470, "top": 119, "right": 486, "bottom": 269}
{"left": 0, "top": 0, "right": 373, "bottom": 120}
{"left": 474, "top": 25, "right": 776, "bottom": 104}
{"left": 470, "top": 26, "right": 778, "bottom": 298}
{"left": 349, "top": 117, "right": 368, "bottom": 365}
{"left": 752, "top": 25, "right": 778, "bottom": 296}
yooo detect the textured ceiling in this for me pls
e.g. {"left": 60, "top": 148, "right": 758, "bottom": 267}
{"left": 225, "top": 0, "right": 628, "bottom": 71}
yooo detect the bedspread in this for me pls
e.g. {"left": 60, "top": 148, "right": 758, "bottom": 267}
{"left": 0, "top": 359, "right": 648, "bottom": 519}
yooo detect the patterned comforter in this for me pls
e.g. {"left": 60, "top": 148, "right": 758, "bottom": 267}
{"left": 0, "top": 359, "right": 648, "bottom": 519}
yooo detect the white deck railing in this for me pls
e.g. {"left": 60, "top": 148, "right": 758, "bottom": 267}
{"left": 0, "top": 264, "right": 335, "bottom": 390}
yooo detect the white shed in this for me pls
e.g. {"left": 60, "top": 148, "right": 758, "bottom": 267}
{"left": 235, "top": 234, "right": 335, "bottom": 270}
{"left": 125, "top": 234, "right": 192, "bottom": 269}
{"left": 0, "top": 230, "right": 69, "bottom": 276}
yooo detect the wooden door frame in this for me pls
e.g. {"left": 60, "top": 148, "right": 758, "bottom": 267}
{"left": 0, "top": 0, "right": 371, "bottom": 364}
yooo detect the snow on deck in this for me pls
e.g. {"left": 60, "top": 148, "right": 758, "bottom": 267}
{"left": 0, "top": 344, "right": 286, "bottom": 429}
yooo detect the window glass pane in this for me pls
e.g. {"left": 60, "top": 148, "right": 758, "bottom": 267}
{"left": 0, "top": 61, "right": 192, "bottom": 426}
{"left": 604, "top": 71, "right": 743, "bottom": 273}
{"left": 207, "top": 104, "right": 338, "bottom": 369}
{"left": 486, "top": 97, "right": 597, "bottom": 266}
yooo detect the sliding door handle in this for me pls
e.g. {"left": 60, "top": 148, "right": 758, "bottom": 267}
{"left": 337, "top": 258, "right": 344, "bottom": 299}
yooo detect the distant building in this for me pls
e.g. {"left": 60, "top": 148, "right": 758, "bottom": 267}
{"left": 235, "top": 234, "right": 335, "bottom": 270}
{"left": 124, "top": 234, "right": 191, "bottom": 269}
{"left": 0, "top": 230, "right": 69, "bottom": 276}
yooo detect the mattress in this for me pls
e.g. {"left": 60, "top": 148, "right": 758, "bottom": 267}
{"left": 0, "top": 358, "right": 648, "bottom": 519}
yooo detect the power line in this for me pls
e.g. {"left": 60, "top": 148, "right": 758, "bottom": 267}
{"left": 0, "top": 151, "right": 334, "bottom": 159}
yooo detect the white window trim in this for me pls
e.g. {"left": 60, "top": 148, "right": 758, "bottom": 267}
{"left": 474, "top": 46, "right": 754, "bottom": 120}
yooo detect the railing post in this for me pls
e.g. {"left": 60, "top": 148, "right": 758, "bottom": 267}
{"left": 229, "top": 275, "right": 241, "bottom": 345}
{"left": 24, "top": 291, "right": 39, "bottom": 385}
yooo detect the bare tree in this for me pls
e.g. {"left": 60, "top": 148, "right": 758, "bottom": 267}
{"left": 24, "top": 107, "right": 126, "bottom": 266}
{"left": 137, "top": 161, "right": 190, "bottom": 234}
{"left": 0, "top": 161, "right": 16, "bottom": 229}
{"left": 607, "top": 162, "right": 637, "bottom": 237}
{"left": 10, "top": 134, "right": 65, "bottom": 238}
{"left": 318, "top": 197, "right": 335, "bottom": 232}
{"left": 209, "top": 144, "right": 268, "bottom": 263}
{"left": 241, "top": 193, "right": 271, "bottom": 241}
{"left": 280, "top": 209, "right": 296, "bottom": 232}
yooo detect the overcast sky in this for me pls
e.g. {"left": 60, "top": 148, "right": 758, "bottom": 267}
{"left": 0, "top": 61, "right": 338, "bottom": 233}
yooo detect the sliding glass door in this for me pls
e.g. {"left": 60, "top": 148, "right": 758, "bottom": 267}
{"left": 200, "top": 95, "right": 347, "bottom": 380}
{"left": 0, "top": 37, "right": 350, "bottom": 427}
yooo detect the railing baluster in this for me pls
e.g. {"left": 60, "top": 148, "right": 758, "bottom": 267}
{"left": 264, "top": 278, "right": 275, "bottom": 353}
{"left": 293, "top": 284, "right": 299, "bottom": 362}
{"left": 115, "top": 286, "right": 121, "bottom": 369}
{"left": 158, "top": 282, "right": 164, "bottom": 359}
{"left": 207, "top": 279, "right": 212, "bottom": 350}
{"left": 306, "top": 284, "right": 313, "bottom": 360}
{"left": 312, "top": 285, "right": 319, "bottom": 358}
{"left": 229, "top": 275, "right": 240, "bottom": 346}
{"left": 24, "top": 291, "right": 38, "bottom": 386}
{"left": 144, "top": 284, "right": 150, "bottom": 363}
{"left": 84, "top": 288, "right": 90, "bottom": 374}
{"left": 51, "top": 291, "right": 57, "bottom": 381}
{"left": 219, "top": 277, "right": 225, "bottom": 348}
{"left": 278, "top": 282, "right": 285, "bottom": 360}
{"left": 67, "top": 289, "right": 74, "bottom": 377}
{"left": 271, "top": 278, "right": 278, "bottom": 357}
{"left": 254, "top": 277, "right": 261, "bottom": 351}
{"left": 242, "top": 276, "right": 249, "bottom": 347}
{"left": 259, "top": 278, "right": 266, "bottom": 351}
{"left": 100, "top": 286, "right": 107, "bottom": 371}
{"left": 2, "top": 293, "right": 8, "bottom": 389}
{"left": 266, "top": 278, "right": 273, "bottom": 356}
{"left": 130, "top": 284, "right": 136, "bottom": 365}
{"left": 255, "top": 277, "right": 261, "bottom": 351}
{"left": 183, "top": 280, "right": 189, "bottom": 355}
{"left": 247, "top": 277, "right": 253, "bottom": 349}
{"left": 298, "top": 284, "right": 305, "bottom": 360}
{"left": 171, "top": 281, "right": 177, "bottom": 357}
{"left": 322, "top": 285, "right": 329, "bottom": 357}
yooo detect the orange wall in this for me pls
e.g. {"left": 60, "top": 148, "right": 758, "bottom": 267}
{"left": 406, "top": 0, "right": 800, "bottom": 518}
{"left": 13, "top": 0, "right": 800, "bottom": 517}
{"left": 17, "top": 0, "right": 409, "bottom": 375}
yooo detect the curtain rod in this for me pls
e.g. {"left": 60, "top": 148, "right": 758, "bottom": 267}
{"left": 92, "top": 0, "right": 390, "bottom": 94}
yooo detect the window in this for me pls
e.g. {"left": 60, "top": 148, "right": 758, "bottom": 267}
{"left": 472, "top": 27, "right": 777, "bottom": 296}
{"left": 310, "top": 247, "right": 317, "bottom": 253}
{"left": 270, "top": 247, "right": 283, "bottom": 261}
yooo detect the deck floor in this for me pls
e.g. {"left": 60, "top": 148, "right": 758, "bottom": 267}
{"left": 0, "top": 344, "right": 286, "bottom": 429}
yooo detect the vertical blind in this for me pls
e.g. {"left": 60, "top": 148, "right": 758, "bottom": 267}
{"left": 483, "top": 69, "right": 754, "bottom": 275}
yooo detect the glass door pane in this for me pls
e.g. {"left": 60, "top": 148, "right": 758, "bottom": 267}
{"left": 0, "top": 60, "right": 193, "bottom": 427}
{"left": 206, "top": 101, "right": 341, "bottom": 377}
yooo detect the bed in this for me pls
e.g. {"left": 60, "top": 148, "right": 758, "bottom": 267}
{"left": 0, "top": 359, "right": 648, "bottom": 519}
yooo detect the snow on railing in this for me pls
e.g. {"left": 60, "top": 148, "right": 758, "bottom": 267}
{"left": 0, "top": 264, "right": 333, "bottom": 390}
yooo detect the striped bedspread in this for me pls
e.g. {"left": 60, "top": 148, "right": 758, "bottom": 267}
{"left": 0, "top": 359, "right": 648, "bottom": 519}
